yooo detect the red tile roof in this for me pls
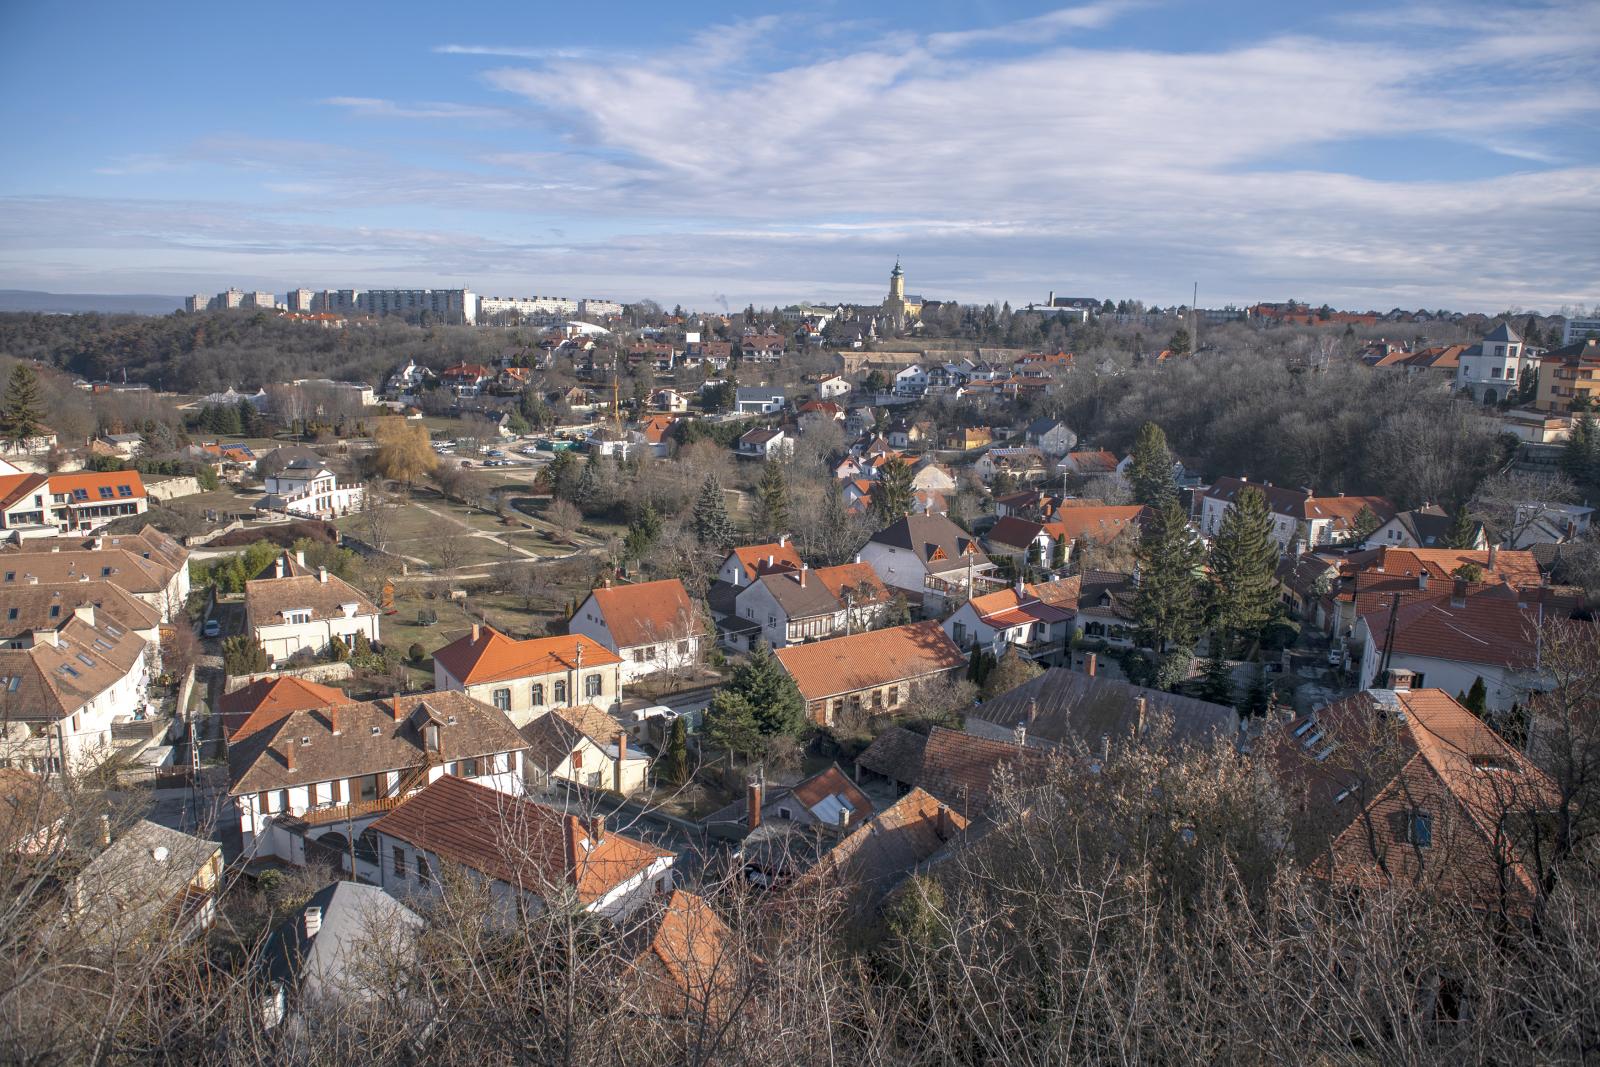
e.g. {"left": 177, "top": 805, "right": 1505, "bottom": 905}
{"left": 916, "top": 725, "right": 1048, "bottom": 818}
{"left": 431, "top": 626, "right": 620, "bottom": 686}
{"left": 371, "top": 774, "right": 670, "bottom": 904}
{"left": 48, "top": 470, "right": 147, "bottom": 502}
{"left": 583, "top": 579, "right": 700, "bottom": 649}
{"left": 727, "top": 542, "right": 804, "bottom": 583}
{"left": 774, "top": 621, "right": 966, "bottom": 703}
{"left": 1044, "top": 505, "right": 1149, "bottom": 544}
{"left": 218, "top": 676, "right": 347, "bottom": 741}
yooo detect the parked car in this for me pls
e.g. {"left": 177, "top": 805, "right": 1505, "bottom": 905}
{"left": 202, "top": 619, "right": 221, "bottom": 638}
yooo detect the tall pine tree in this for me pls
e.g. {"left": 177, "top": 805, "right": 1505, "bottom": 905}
{"left": 1128, "top": 421, "right": 1177, "bottom": 508}
{"left": 1133, "top": 496, "right": 1205, "bottom": 652}
{"left": 871, "top": 456, "right": 915, "bottom": 526}
{"left": 1, "top": 365, "right": 45, "bottom": 448}
{"left": 1209, "top": 485, "right": 1280, "bottom": 641}
{"left": 692, "top": 473, "right": 737, "bottom": 550}
{"left": 1446, "top": 503, "right": 1478, "bottom": 549}
{"left": 1197, "top": 632, "right": 1236, "bottom": 707}
{"left": 756, "top": 460, "right": 791, "bottom": 539}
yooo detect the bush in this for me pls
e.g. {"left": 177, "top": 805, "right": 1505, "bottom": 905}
{"left": 329, "top": 635, "right": 349, "bottom": 662}
{"left": 1117, "top": 648, "right": 1157, "bottom": 688}
{"left": 1261, "top": 619, "right": 1300, "bottom": 651}
{"left": 408, "top": 642, "right": 426, "bottom": 663}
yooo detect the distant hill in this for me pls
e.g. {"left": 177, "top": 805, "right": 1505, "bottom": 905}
{"left": 0, "top": 290, "right": 183, "bottom": 315}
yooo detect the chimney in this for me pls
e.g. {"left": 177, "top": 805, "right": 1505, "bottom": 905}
{"left": 392, "top": 693, "right": 405, "bottom": 721}
{"left": 1488, "top": 544, "right": 1498, "bottom": 570}
{"left": 1083, "top": 652, "right": 1097, "bottom": 677}
{"left": 936, "top": 804, "right": 955, "bottom": 839}
{"left": 1417, "top": 571, "right": 1429, "bottom": 591}
{"left": 318, "top": 566, "right": 328, "bottom": 584}
{"left": 799, "top": 569, "right": 806, "bottom": 588}
{"left": 779, "top": 533, "right": 789, "bottom": 546}
{"left": 837, "top": 807, "right": 851, "bottom": 830}
{"left": 1026, "top": 697, "right": 1039, "bottom": 725}
{"left": 471, "top": 623, "right": 480, "bottom": 643}
{"left": 274, "top": 555, "right": 285, "bottom": 579}
{"left": 575, "top": 642, "right": 583, "bottom": 669}
{"left": 303, "top": 906, "right": 322, "bottom": 938}
{"left": 588, "top": 813, "right": 605, "bottom": 843}
{"left": 283, "top": 743, "right": 296, "bottom": 772}
{"left": 329, "top": 705, "right": 340, "bottom": 736}
{"left": 73, "top": 604, "right": 94, "bottom": 627}
{"left": 614, "top": 733, "right": 627, "bottom": 793}
{"left": 767, "top": 554, "right": 775, "bottom": 568}
{"left": 99, "top": 813, "right": 111, "bottom": 847}
{"left": 746, "top": 777, "right": 763, "bottom": 830}
{"left": 296, "top": 550, "right": 306, "bottom": 568}
{"left": 1451, "top": 579, "right": 1468, "bottom": 608}
{"left": 1133, "top": 697, "right": 1148, "bottom": 736}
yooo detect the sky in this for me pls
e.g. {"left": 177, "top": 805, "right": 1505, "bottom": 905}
{"left": 0, "top": 0, "right": 1597, "bottom": 312}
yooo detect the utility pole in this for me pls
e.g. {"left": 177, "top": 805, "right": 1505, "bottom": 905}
{"left": 1192, "top": 281, "right": 1199, "bottom": 355}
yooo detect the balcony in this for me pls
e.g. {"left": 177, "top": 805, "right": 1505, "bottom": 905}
{"left": 278, "top": 794, "right": 407, "bottom": 831}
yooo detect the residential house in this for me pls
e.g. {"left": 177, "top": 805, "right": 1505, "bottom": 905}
{"left": 946, "top": 427, "right": 994, "bottom": 452}
{"left": 859, "top": 514, "right": 996, "bottom": 611}
{"left": 521, "top": 702, "right": 649, "bottom": 794}
{"left": 815, "top": 374, "right": 851, "bottom": 399}
{"left": 370, "top": 775, "right": 673, "bottom": 919}
{"left": 68, "top": 819, "right": 222, "bottom": 948}
{"left": 1266, "top": 687, "right": 1559, "bottom": 914}
{"left": 568, "top": 579, "right": 705, "bottom": 683}
{"left": 732, "top": 562, "right": 891, "bottom": 649}
{"left": 257, "top": 457, "right": 364, "bottom": 519}
{"left": 775, "top": 621, "right": 967, "bottom": 726}
{"left": 1506, "top": 502, "right": 1594, "bottom": 549}
{"left": 1023, "top": 417, "right": 1078, "bottom": 457}
{"left": 707, "top": 767, "right": 880, "bottom": 884}
{"left": 624, "top": 890, "right": 742, "bottom": 1022}
{"left": 1534, "top": 338, "right": 1600, "bottom": 414}
{"left": 1364, "top": 504, "right": 1487, "bottom": 551}
{"left": 794, "top": 787, "right": 966, "bottom": 911}
{"left": 1199, "top": 477, "right": 1395, "bottom": 554}
{"left": 910, "top": 459, "right": 956, "bottom": 494}
{"left": 853, "top": 726, "right": 929, "bottom": 796}
{"left": 914, "top": 724, "right": 1049, "bottom": 820}
{"left": 636, "top": 414, "right": 679, "bottom": 458}
{"left": 892, "top": 365, "right": 929, "bottom": 398}
{"left": 942, "top": 578, "right": 1078, "bottom": 663}
{"left": 735, "top": 387, "right": 786, "bottom": 415}
{"left": 440, "top": 362, "right": 492, "bottom": 397}
{"left": 649, "top": 388, "right": 689, "bottom": 413}
{"left": 227, "top": 690, "right": 527, "bottom": 873}
{"left": 973, "top": 447, "right": 1049, "bottom": 484}
{"left": 0, "top": 600, "right": 153, "bottom": 777}
{"left": 1353, "top": 578, "right": 1582, "bottom": 711}
{"left": 431, "top": 625, "right": 623, "bottom": 726}
{"left": 967, "top": 666, "right": 1238, "bottom": 750}
{"left": 1076, "top": 570, "right": 1139, "bottom": 647}
{"left": 1456, "top": 322, "right": 1530, "bottom": 404}
{"left": 259, "top": 881, "right": 424, "bottom": 1027}
{"left": 384, "top": 359, "right": 435, "bottom": 398}
{"left": 0, "top": 470, "right": 148, "bottom": 537}
{"left": 985, "top": 506, "right": 1147, "bottom": 570}
{"left": 1058, "top": 449, "right": 1120, "bottom": 477}
{"left": 1327, "top": 545, "right": 1545, "bottom": 642}
{"left": 244, "top": 552, "right": 381, "bottom": 667}
{"left": 737, "top": 426, "right": 792, "bottom": 459}
{"left": 0, "top": 527, "right": 189, "bottom": 621}
{"left": 715, "top": 539, "right": 804, "bottom": 588}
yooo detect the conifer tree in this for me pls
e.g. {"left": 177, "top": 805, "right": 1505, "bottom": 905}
{"left": 692, "top": 473, "right": 737, "bottom": 550}
{"left": 1, "top": 364, "right": 45, "bottom": 448}
{"left": 1133, "top": 496, "right": 1205, "bottom": 652}
{"left": 871, "top": 456, "right": 915, "bottom": 526}
{"left": 1209, "top": 485, "right": 1280, "bottom": 641}
{"left": 720, "top": 641, "right": 806, "bottom": 739}
{"left": 1462, "top": 676, "right": 1488, "bottom": 719}
{"left": 1446, "top": 503, "right": 1478, "bottom": 549}
{"left": 661, "top": 715, "right": 690, "bottom": 786}
{"left": 1197, "top": 634, "right": 1236, "bottom": 707}
{"left": 1242, "top": 664, "right": 1272, "bottom": 718}
{"left": 756, "top": 460, "right": 790, "bottom": 539}
{"left": 623, "top": 504, "right": 662, "bottom": 562}
{"left": 1128, "top": 421, "right": 1177, "bottom": 508}
{"left": 1350, "top": 504, "right": 1382, "bottom": 546}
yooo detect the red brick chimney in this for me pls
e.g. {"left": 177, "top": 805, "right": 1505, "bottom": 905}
{"left": 392, "top": 693, "right": 405, "bottom": 721}
{"left": 588, "top": 813, "right": 605, "bottom": 843}
{"left": 329, "top": 706, "right": 340, "bottom": 736}
{"left": 613, "top": 732, "right": 627, "bottom": 793}
{"left": 1083, "top": 652, "right": 1097, "bottom": 677}
{"left": 283, "top": 742, "right": 296, "bottom": 772}
{"left": 746, "top": 777, "right": 763, "bottom": 830}
{"left": 1487, "top": 544, "right": 1499, "bottom": 571}
{"left": 471, "top": 622, "right": 480, "bottom": 642}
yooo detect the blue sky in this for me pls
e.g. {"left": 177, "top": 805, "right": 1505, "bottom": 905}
{"left": 1, "top": 0, "right": 1597, "bottom": 311}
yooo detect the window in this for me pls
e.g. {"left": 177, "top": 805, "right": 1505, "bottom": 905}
{"left": 424, "top": 724, "right": 440, "bottom": 753}
{"left": 330, "top": 778, "right": 341, "bottom": 803}
{"left": 278, "top": 789, "right": 290, "bottom": 814}
{"left": 492, "top": 688, "right": 510, "bottom": 710}
{"left": 1409, "top": 812, "right": 1433, "bottom": 847}
{"left": 677, "top": 640, "right": 689, "bottom": 655}
{"left": 585, "top": 674, "right": 602, "bottom": 698}
{"left": 456, "top": 757, "right": 480, "bottom": 778}
{"left": 571, "top": 750, "right": 583, "bottom": 771}
{"left": 888, "top": 686, "right": 900, "bottom": 707}
{"left": 872, "top": 689, "right": 884, "bottom": 709}
{"left": 393, "top": 846, "right": 407, "bottom": 879}
{"left": 530, "top": 683, "right": 544, "bottom": 705}
{"left": 5, "top": 609, "right": 13, "bottom": 621}
{"left": 418, "top": 854, "right": 432, "bottom": 885}
{"left": 778, "top": 806, "right": 792, "bottom": 820}
{"left": 553, "top": 680, "right": 567, "bottom": 704}
{"left": 258, "top": 791, "right": 270, "bottom": 813}
{"left": 97, "top": 486, "right": 114, "bottom": 500}
{"left": 646, "top": 646, "right": 657, "bottom": 660}
{"left": 357, "top": 774, "right": 381, "bottom": 802}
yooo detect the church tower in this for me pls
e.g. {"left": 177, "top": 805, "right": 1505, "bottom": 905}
{"left": 888, "top": 259, "right": 905, "bottom": 302}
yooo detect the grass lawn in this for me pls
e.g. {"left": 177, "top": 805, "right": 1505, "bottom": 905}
{"left": 381, "top": 588, "right": 564, "bottom": 664}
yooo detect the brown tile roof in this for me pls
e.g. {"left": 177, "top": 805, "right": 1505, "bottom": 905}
{"left": 217, "top": 676, "right": 348, "bottom": 741}
{"left": 1, "top": 526, "right": 187, "bottom": 597}
{"left": 628, "top": 889, "right": 741, "bottom": 1020}
{"left": 1206, "top": 477, "right": 1394, "bottom": 535}
{"left": 916, "top": 725, "right": 1048, "bottom": 818}
{"left": 245, "top": 571, "right": 378, "bottom": 626}
{"left": 704, "top": 764, "right": 875, "bottom": 830}
{"left": 802, "top": 786, "right": 967, "bottom": 901}
{"left": 750, "top": 569, "right": 843, "bottom": 620}
{"left": 965, "top": 583, "right": 1075, "bottom": 627}
{"left": 788, "top": 765, "right": 875, "bottom": 822}
{"left": 1267, "top": 689, "right": 1559, "bottom": 912}
{"left": 1028, "top": 575, "right": 1081, "bottom": 609}
{"left": 1062, "top": 449, "right": 1118, "bottom": 474}
{"left": 1077, "top": 570, "right": 1137, "bottom": 621}
{"left": 1045, "top": 505, "right": 1149, "bottom": 545}
{"left": 855, "top": 726, "right": 927, "bottom": 785}
{"left": 774, "top": 621, "right": 966, "bottom": 703}
{"left": 371, "top": 775, "right": 670, "bottom": 904}
{"left": 226, "top": 691, "right": 526, "bottom": 796}
{"left": 0, "top": 768, "right": 66, "bottom": 852}
{"left": 868, "top": 515, "right": 987, "bottom": 571}
{"left": 971, "top": 667, "right": 1236, "bottom": 747}
{"left": 986, "top": 515, "right": 1045, "bottom": 552}
{"left": 1360, "top": 582, "right": 1582, "bottom": 671}
{"left": 813, "top": 562, "right": 890, "bottom": 606}
{"left": 431, "top": 626, "right": 619, "bottom": 686}
{"left": 0, "top": 581, "right": 159, "bottom": 638}
{"left": 519, "top": 703, "right": 638, "bottom": 774}
{"left": 0, "top": 473, "right": 49, "bottom": 511}
{"left": 582, "top": 580, "right": 699, "bottom": 649}
{"left": 0, "top": 609, "right": 148, "bottom": 723}
{"left": 47, "top": 469, "right": 147, "bottom": 503}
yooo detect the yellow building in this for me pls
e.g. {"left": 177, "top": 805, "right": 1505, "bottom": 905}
{"left": 1535, "top": 339, "right": 1600, "bottom": 414}
{"left": 882, "top": 260, "right": 923, "bottom": 326}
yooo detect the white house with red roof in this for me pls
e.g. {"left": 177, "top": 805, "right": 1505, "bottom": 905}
{"left": 431, "top": 624, "right": 622, "bottom": 725}
{"left": 568, "top": 579, "right": 705, "bottom": 682}
{"left": 1199, "top": 476, "right": 1395, "bottom": 554}
{"left": 941, "top": 578, "right": 1078, "bottom": 663}
{"left": 0, "top": 470, "right": 148, "bottom": 537}
{"left": 715, "top": 538, "right": 804, "bottom": 588}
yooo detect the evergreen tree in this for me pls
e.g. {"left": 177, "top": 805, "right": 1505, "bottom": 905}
{"left": 661, "top": 715, "right": 690, "bottom": 786}
{"left": 756, "top": 460, "right": 791, "bottom": 539}
{"left": 1133, "top": 496, "right": 1205, "bottom": 652}
{"left": 1209, "top": 485, "right": 1280, "bottom": 641}
{"left": 1462, "top": 676, "right": 1488, "bottom": 719}
{"left": 871, "top": 456, "right": 915, "bottom": 526}
{"left": 1446, "top": 503, "right": 1478, "bottom": 549}
{"left": 692, "top": 473, "right": 737, "bottom": 550}
{"left": 1127, "top": 422, "right": 1177, "bottom": 508}
{"left": 1242, "top": 664, "right": 1272, "bottom": 718}
{"left": 1, "top": 364, "right": 45, "bottom": 447}
{"left": 1050, "top": 531, "right": 1067, "bottom": 571}
{"left": 1197, "top": 634, "right": 1236, "bottom": 707}
{"left": 1562, "top": 412, "right": 1600, "bottom": 494}
{"left": 1350, "top": 505, "right": 1382, "bottom": 546}
{"left": 623, "top": 504, "right": 662, "bottom": 562}
{"left": 721, "top": 641, "right": 806, "bottom": 739}
{"left": 1168, "top": 327, "right": 1191, "bottom": 357}
{"left": 572, "top": 454, "right": 603, "bottom": 509}
{"left": 702, "top": 690, "right": 761, "bottom": 757}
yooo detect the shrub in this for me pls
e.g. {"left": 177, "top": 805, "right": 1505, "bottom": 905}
{"left": 1261, "top": 619, "right": 1300, "bottom": 651}
{"left": 408, "top": 642, "right": 426, "bottom": 663}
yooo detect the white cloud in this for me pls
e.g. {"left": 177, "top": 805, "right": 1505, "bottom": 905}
{"left": 323, "top": 96, "right": 519, "bottom": 122}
